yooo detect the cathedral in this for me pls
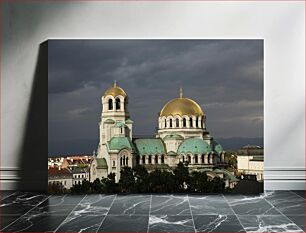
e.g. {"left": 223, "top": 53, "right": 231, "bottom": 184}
{"left": 90, "top": 82, "right": 238, "bottom": 188}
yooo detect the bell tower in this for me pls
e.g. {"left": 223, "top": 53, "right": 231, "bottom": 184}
{"left": 96, "top": 81, "right": 133, "bottom": 160}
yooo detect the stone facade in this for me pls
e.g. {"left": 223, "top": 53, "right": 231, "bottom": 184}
{"left": 90, "top": 83, "right": 234, "bottom": 186}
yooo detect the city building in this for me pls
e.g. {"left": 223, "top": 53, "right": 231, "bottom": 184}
{"left": 90, "top": 82, "right": 237, "bottom": 187}
{"left": 48, "top": 167, "right": 73, "bottom": 189}
{"left": 72, "top": 167, "right": 90, "bottom": 185}
{"left": 237, "top": 145, "right": 264, "bottom": 181}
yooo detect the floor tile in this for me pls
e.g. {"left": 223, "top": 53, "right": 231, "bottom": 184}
{"left": 150, "top": 195, "right": 191, "bottom": 216}
{"left": 56, "top": 213, "right": 105, "bottom": 232}
{"left": 291, "top": 191, "right": 305, "bottom": 199}
{"left": 1, "top": 214, "right": 67, "bottom": 232}
{"left": 189, "top": 195, "right": 234, "bottom": 215}
{"left": 193, "top": 215, "right": 245, "bottom": 232}
{"left": 149, "top": 215, "right": 194, "bottom": 232}
{"left": 224, "top": 195, "right": 280, "bottom": 215}
{"left": 264, "top": 191, "right": 304, "bottom": 215}
{"left": 28, "top": 195, "right": 85, "bottom": 216}
{"left": 238, "top": 215, "right": 303, "bottom": 233}
{"left": 0, "top": 215, "right": 23, "bottom": 231}
{"left": 73, "top": 194, "right": 115, "bottom": 215}
{"left": 99, "top": 215, "right": 148, "bottom": 232}
{"left": 1, "top": 192, "right": 49, "bottom": 215}
{"left": 0, "top": 191, "right": 16, "bottom": 201}
{"left": 108, "top": 195, "right": 150, "bottom": 215}
{"left": 286, "top": 215, "right": 305, "bottom": 231}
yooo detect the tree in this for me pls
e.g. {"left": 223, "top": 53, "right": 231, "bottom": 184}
{"left": 102, "top": 173, "right": 118, "bottom": 193}
{"left": 133, "top": 165, "right": 149, "bottom": 193}
{"left": 91, "top": 178, "right": 103, "bottom": 193}
{"left": 119, "top": 167, "right": 135, "bottom": 193}
{"left": 173, "top": 162, "right": 189, "bottom": 192}
{"left": 188, "top": 171, "right": 209, "bottom": 193}
{"left": 208, "top": 177, "right": 225, "bottom": 193}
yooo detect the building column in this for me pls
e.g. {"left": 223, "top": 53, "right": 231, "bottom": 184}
{"left": 193, "top": 117, "right": 196, "bottom": 128}
{"left": 197, "top": 117, "right": 202, "bottom": 129}
{"left": 204, "top": 154, "right": 208, "bottom": 164}
{"left": 209, "top": 154, "right": 214, "bottom": 164}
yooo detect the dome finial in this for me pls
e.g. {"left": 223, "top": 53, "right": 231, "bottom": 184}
{"left": 180, "top": 87, "right": 183, "bottom": 98}
{"left": 114, "top": 80, "right": 117, "bottom": 87}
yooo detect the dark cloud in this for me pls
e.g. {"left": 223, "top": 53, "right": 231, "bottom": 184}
{"left": 48, "top": 40, "right": 263, "bottom": 155}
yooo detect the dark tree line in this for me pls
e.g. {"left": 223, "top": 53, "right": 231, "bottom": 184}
{"left": 70, "top": 162, "right": 225, "bottom": 194}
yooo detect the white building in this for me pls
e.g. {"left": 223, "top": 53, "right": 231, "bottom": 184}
{"left": 90, "top": 82, "right": 237, "bottom": 187}
{"left": 48, "top": 167, "right": 73, "bottom": 190}
{"left": 72, "top": 167, "right": 90, "bottom": 185}
{"left": 237, "top": 145, "right": 264, "bottom": 181}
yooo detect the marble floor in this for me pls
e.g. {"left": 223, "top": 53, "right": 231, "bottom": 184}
{"left": 0, "top": 191, "right": 304, "bottom": 232}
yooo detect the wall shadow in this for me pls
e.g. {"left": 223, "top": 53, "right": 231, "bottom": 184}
{"left": 17, "top": 41, "right": 48, "bottom": 192}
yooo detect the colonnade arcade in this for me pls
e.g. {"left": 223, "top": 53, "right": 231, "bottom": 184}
{"left": 159, "top": 115, "right": 206, "bottom": 129}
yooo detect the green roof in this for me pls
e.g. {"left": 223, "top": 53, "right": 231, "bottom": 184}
{"left": 115, "top": 121, "right": 126, "bottom": 128}
{"left": 104, "top": 119, "right": 115, "bottom": 124}
{"left": 107, "top": 136, "right": 134, "bottom": 151}
{"left": 214, "top": 140, "right": 223, "bottom": 153}
{"left": 126, "top": 119, "right": 133, "bottom": 124}
{"left": 167, "top": 151, "right": 177, "bottom": 156}
{"left": 214, "top": 168, "right": 239, "bottom": 182}
{"left": 96, "top": 158, "right": 108, "bottom": 169}
{"left": 134, "top": 138, "right": 166, "bottom": 155}
{"left": 163, "top": 134, "right": 184, "bottom": 140}
{"left": 177, "top": 137, "right": 212, "bottom": 154}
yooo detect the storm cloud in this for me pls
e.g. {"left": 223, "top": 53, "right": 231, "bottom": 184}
{"left": 48, "top": 40, "right": 263, "bottom": 155}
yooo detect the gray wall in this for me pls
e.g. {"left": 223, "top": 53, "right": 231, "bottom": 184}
{"left": 1, "top": 2, "right": 304, "bottom": 190}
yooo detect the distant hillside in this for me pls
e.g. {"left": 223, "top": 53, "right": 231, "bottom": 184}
{"left": 215, "top": 137, "right": 263, "bottom": 150}
{"left": 48, "top": 137, "right": 263, "bottom": 157}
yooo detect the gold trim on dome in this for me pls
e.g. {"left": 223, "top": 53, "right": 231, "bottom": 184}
{"left": 160, "top": 97, "right": 204, "bottom": 117}
{"left": 104, "top": 81, "right": 127, "bottom": 97}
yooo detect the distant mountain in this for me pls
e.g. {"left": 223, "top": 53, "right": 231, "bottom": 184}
{"left": 215, "top": 137, "right": 263, "bottom": 150}
{"left": 48, "top": 137, "right": 263, "bottom": 157}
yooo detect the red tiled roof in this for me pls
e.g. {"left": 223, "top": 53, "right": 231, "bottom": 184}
{"left": 48, "top": 167, "right": 71, "bottom": 176}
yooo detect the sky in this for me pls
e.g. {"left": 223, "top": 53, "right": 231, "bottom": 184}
{"left": 48, "top": 40, "right": 263, "bottom": 155}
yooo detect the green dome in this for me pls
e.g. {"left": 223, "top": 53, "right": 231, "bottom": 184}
{"left": 177, "top": 137, "right": 212, "bottom": 154}
{"left": 214, "top": 141, "right": 223, "bottom": 153}
{"left": 107, "top": 136, "right": 134, "bottom": 151}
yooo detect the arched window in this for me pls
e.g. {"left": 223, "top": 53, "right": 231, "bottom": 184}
{"left": 115, "top": 98, "right": 121, "bottom": 110}
{"left": 169, "top": 119, "right": 173, "bottom": 128}
{"left": 195, "top": 155, "right": 198, "bottom": 164}
{"left": 161, "top": 155, "right": 165, "bottom": 164}
{"left": 142, "top": 156, "right": 145, "bottom": 164}
{"left": 176, "top": 118, "right": 179, "bottom": 128}
{"left": 164, "top": 119, "right": 167, "bottom": 128}
{"left": 155, "top": 155, "right": 158, "bottom": 164}
{"left": 190, "top": 118, "right": 193, "bottom": 128}
{"left": 195, "top": 117, "right": 198, "bottom": 128}
{"left": 120, "top": 157, "right": 122, "bottom": 166}
{"left": 148, "top": 155, "right": 152, "bottom": 164}
{"left": 126, "top": 157, "right": 128, "bottom": 166}
{"left": 183, "top": 118, "right": 187, "bottom": 128}
{"left": 108, "top": 99, "right": 113, "bottom": 110}
{"left": 188, "top": 155, "right": 191, "bottom": 163}
{"left": 201, "top": 154, "right": 204, "bottom": 163}
{"left": 182, "top": 156, "right": 185, "bottom": 162}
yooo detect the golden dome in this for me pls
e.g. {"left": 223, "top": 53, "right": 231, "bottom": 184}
{"left": 104, "top": 81, "right": 127, "bottom": 98}
{"left": 160, "top": 98, "right": 204, "bottom": 117}
{"left": 160, "top": 88, "right": 204, "bottom": 117}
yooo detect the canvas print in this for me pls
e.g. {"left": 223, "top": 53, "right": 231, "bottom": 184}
{"left": 48, "top": 40, "right": 263, "bottom": 194}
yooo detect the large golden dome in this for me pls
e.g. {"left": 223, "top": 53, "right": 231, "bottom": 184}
{"left": 104, "top": 81, "right": 127, "bottom": 98}
{"left": 160, "top": 89, "right": 204, "bottom": 117}
{"left": 160, "top": 98, "right": 204, "bottom": 117}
